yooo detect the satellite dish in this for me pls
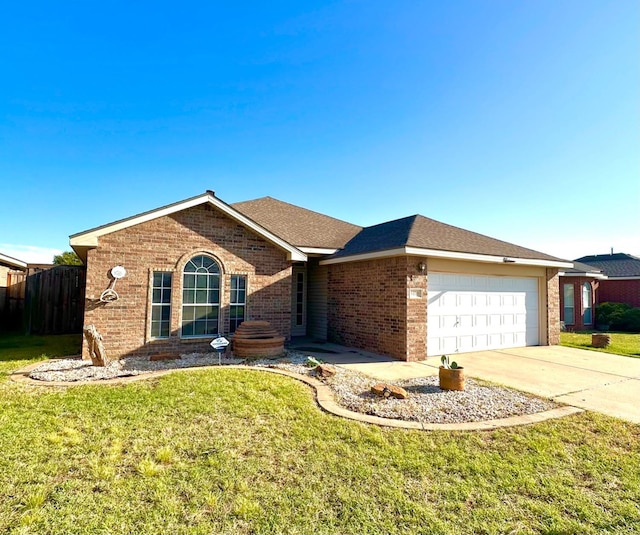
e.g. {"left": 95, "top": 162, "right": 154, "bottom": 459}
{"left": 111, "top": 266, "right": 127, "bottom": 279}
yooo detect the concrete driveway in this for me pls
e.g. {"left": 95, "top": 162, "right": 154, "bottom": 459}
{"left": 291, "top": 341, "right": 640, "bottom": 424}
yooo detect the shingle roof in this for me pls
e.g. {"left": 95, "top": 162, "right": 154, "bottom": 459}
{"left": 232, "top": 196, "right": 362, "bottom": 249}
{"left": 330, "top": 215, "right": 565, "bottom": 262}
{"left": 563, "top": 261, "right": 604, "bottom": 275}
{"left": 574, "top": 253, "right": 640, "bottom": 277}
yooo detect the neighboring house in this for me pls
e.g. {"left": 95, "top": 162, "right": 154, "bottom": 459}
{"left": 558, "top": 262, "right": 607, "bottom": 331}
{"left": 573, "top": 253, "right": 640, "bottom": 308}
{"left": 70, "top": 191, "right": 571, "bottom": 362}
{"left": 0, "top": 252, "right": 28, "bottom": 328}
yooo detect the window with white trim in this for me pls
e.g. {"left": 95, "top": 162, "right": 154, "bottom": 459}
{"left": 229, "top": 275, "right": 246, "bottom": 333}
{"left": 181, "top": 255, "right": 221, "bottom": 337}
{"left": 563, "top": 283, "right": 574, "bottom": 325}
{"left": 151, "top": 272, "right": 172, "bottom": 338}
{"left": 583, "top": 282, "right": 593, "bottom": 324}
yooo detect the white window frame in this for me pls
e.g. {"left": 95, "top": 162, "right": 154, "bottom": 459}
{"left": 229, "top": 274, "right": 247, "bottom": 333}
{"left": 150, "top": 271, "right": 172, "bottom": 339}
{"left": 181, "top": 255, "right": 221, "bottom": 338}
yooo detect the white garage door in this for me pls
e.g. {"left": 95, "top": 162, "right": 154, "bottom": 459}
{"left": 427, "top": 273, "right": 539, "bottom": 356}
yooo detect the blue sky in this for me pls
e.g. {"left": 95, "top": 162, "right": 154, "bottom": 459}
{"left": 1, "top": 0, "right": 638, "bottom": 263}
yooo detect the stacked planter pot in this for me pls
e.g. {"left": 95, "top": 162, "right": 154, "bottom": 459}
{"left": 439, "top": 366, "right": 465, "bottom": 391}
{"left": 232, "top": 321, "right": 285, "bottom": 359}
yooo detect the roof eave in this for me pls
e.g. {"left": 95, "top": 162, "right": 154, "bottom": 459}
{"left": 298, "top": 247, "right": 339, "bottom": 256}
{"left": 320, "top": 246, "right": 572, "bottom": 268}
{"left": 559, "top": 272, "right": 608, "bottom": 279}
{"left": 0, "top": 252, "right": 28, "bottom": 269}
{"left": 70, "top": 192, "right": 307, "bottom": 262}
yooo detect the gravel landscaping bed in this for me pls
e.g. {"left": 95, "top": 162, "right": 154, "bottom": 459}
{"left": 28, "top": 352, "right": 557, "bottom": 424}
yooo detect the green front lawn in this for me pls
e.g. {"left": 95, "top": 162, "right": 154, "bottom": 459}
{"left": 1, "top": 334, "right": 639, "bottom": 534}
{"left": 560, "top": 331, "right": 640, "bottom": 358}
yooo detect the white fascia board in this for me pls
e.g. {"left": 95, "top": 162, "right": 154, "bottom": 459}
{"left": 558, "top": 272, "right": 608, "bottom": 279}
{"left": 70, "top": 192, "right": 307, "bottom": 262}
{"left": 0, "top": 252, "right": 28, "bottom": 269}
{"left": 298, "top": 247, "right": 339, "bottom": 255}
{"left": 320, "top": 246, "right": 573, "bottom": 268}
{"left": 604, "top": 276, "right": 640, "bottom": 281}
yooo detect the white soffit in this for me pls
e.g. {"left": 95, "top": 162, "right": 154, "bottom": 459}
{"left": 70, "top": 192, "right": 307, "bottom": 262}
{"left": 319, "top": 246, "right": 572, "bottom": 268}
{"left": 0, "top": 252, "right": 28, "bottom": 269}
{"left": 298, "top": 247, "right": 339, "bottom": 255}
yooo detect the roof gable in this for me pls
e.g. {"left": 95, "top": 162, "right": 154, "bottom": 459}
{"left": 232, "top": 196, "right": 362, "bottom": 250}
{"left": 70, "top": 191, "right": 307, "bottom": 262}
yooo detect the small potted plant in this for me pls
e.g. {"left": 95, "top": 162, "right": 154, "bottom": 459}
{"left": 439, "top": 355, "right": 465, "bottom": 391}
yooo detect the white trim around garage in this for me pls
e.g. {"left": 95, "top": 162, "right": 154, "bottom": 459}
{"left": 427, "top": 272, "right": 540, "bottom": 356}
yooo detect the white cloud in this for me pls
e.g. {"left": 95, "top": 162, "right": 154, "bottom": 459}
{"left": 0, "top": 244, "right": 63, "bottom": 264}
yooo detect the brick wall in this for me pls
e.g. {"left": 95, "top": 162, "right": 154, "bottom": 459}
{"left": 546, "top": 268, "right": 560, "bottom": 344}
{"left": 598, "top": 280, "right": 640, "bottom": 308}
{"left": 327, "top": 256, "right": 427, "bottom": 361}
{"left": 83, "top": 204, "right": 292, "bottom": 360}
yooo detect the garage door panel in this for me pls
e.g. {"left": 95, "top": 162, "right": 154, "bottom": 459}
{"left": 458, "top": 336, "right": 474, "bottom": 351}
{"left": 439, "top": 337, "right": 457, "bottom": 353}
{"left": 428, "top": 273, "right": 539, "bottom": 356}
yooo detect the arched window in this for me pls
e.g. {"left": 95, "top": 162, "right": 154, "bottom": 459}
{"left": 181, "top": 255, "right": 221, "bottom": 337}
{"left": 582, "top": 283, "right": 593, "bottom": 325}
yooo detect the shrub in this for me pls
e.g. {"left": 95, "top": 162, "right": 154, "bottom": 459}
{"left": 595, "top": 302, "right": 640, "bottom": 332}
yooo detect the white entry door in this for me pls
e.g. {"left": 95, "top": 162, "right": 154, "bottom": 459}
{"left": 427, "top": 273, "right": 539, "bottom": 356}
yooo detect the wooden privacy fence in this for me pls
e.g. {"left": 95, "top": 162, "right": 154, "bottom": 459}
{"left": 22, "top": 266, "right": 86, "bottom": 335}
{"left": 1, "top": 270, "right": 27, "bottom": 330}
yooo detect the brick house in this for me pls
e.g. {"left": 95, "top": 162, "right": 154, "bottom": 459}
{"left": 574, "top": 253, "right": 640, "bottom": 309}
{"left": 558, "top": 261, "right": 606, "bottom": 331}
{"left": 70, "top": 191, "right": 571, "bottom": 361}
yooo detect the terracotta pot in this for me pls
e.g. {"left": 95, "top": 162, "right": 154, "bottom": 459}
{"left": 439, "top": 366, "right": 465, "bottom": 391}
